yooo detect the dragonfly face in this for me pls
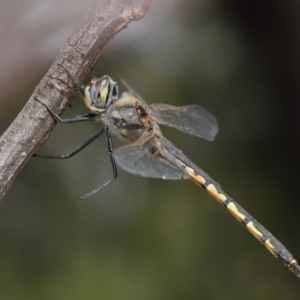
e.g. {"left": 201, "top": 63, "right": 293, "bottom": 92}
{"left": 33, "top": 65, "right": 300, "bottom": 279}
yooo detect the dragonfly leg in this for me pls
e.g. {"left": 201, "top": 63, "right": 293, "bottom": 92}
{"left": 80, "top": 127, "right": 118, "bottom": 200}
{"left": 34, "top": 97, "right": 98, "bottom": 124}
{"left": 33, "top": 127, "right": 106, "bottom": 159}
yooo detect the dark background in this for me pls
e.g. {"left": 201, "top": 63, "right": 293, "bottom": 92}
{"left": 0, "top": 0, "right": 300, "bottom": 299}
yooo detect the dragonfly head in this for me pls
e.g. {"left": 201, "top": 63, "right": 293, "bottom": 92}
{"left": 84, "top": 76, "right": 118, "bottom": 112}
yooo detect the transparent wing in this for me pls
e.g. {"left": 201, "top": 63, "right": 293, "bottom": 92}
{"left": 120, "top": 78, "right": 148, "bottom": 106}
{"left": 120, "top": 78, "right": 218, "bottom": 141}
{"left": 114, "top": 136, "right": 189, "bottom": 180}
{"left": 149, "top": 103, "right": 218, "bottom": 141}
{"left": 114, "top": 133, "right": 215, "bottom": 184}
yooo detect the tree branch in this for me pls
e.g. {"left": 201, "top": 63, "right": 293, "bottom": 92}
{"left": 0, "top": 0, "right": 152, "bottom": 201}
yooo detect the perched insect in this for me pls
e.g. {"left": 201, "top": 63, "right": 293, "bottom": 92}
{"left": 34, "top": 64, "right": 300, "bottom": 278}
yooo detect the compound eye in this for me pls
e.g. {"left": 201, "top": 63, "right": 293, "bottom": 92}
{"left": 89, "top": 76, "right": 113, "bottom": 109}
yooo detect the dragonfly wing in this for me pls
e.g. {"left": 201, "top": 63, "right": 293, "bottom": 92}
{"left": 121, "top": 79, "right": 218, "bottom": 140}
{"left": 114, "top": 137, "right": 189, "bottom": 180}
{"left": 149, "top": 103, "right": 218, "bottom": 141}
{"left": 120, "top": 78, "right": 148, "bottom": 106}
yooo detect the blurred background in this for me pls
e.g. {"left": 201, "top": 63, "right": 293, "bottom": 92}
{"left": 1, "top": 0, "right": 300, "bottom": 299}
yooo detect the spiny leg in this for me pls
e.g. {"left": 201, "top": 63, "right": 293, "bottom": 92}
{"left": 33, "top": 96, "right": 103, "bottom": 159}
{"left": 176, "top": 160, "right": 300, "bottom": 278}
{"left": 34, "top": 98, "right": 117, "bottom": 197}
{"left": 81, "top": 127, "right": 118, "bottom": 200}
{"left": 34, "top": 97, "right": 98, "bottom": 124}
{"left": 33, "top": 127, "right": 106, "bottom": 159}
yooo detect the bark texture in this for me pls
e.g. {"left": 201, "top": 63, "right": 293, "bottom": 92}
{"left": 0, "top": 0, "right": 152, "bottom": 201}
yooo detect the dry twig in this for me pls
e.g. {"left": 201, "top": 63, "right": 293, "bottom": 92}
{"left": 0, "top": 0, "right": 152, "bottom": 201}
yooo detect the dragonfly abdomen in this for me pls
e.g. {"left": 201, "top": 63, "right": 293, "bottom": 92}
{"left": 179, "top": 161, "right": 300, "bottom": 278}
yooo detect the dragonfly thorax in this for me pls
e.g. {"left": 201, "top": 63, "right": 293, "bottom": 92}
{"left": 110, "top": 93, "right": 146, "bottom": 125}
{"left": 111, "top": 107, "right": 140, "bottom": 125}
{"left": 105, "top": 92, "right": 151, "bottom": 142}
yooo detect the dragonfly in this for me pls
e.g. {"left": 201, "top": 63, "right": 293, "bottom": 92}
{"left": 34, "top": 64, "right": 300, "bottom": 278}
